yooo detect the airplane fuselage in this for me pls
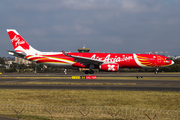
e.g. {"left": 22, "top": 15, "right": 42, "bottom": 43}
{"left": 25, "top": 52, "right": 173, "bottom": 69}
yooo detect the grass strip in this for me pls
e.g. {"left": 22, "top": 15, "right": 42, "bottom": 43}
{"left": 0, "top": 89, "right": 179, "bottom": 110}
{"left": 0, "top": 76, "right": 72, "bottom": 79}
{"left": 0, "top": 89, "right": 179, "bottom": 120}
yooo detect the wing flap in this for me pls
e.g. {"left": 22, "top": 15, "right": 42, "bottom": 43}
{"left": 62, "top": 51, "right": 104, "bottom": 65}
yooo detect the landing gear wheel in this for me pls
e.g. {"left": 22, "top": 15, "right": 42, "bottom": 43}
{"left": 155, "top": 68, "right": 159, "bottom": 74}
{"left": 85, "top": 70, "right": 89, "bottom": 74}
{"left": 90, "top": 70, "right": 94, "bottom": 74}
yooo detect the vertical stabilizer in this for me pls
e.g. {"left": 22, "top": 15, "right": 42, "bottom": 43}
{"left": 7, "top": 29, "right": 40, "bottom": 55}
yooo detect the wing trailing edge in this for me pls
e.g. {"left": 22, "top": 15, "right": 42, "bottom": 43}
{"left": 62, "top": 51, "right": 104, "bottom": 65}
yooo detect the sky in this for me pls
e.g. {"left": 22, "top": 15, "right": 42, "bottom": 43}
{"left": 1, "top": 0, "right": 180, "bottom": 57}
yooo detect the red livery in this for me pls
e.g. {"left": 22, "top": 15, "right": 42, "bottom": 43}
{"left": 6, "top": 29, "right": 174, "bottom": 74}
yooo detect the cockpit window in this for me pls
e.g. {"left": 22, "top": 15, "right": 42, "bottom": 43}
{"left": 165, "top": 58, "right": 170, "bottom": 60}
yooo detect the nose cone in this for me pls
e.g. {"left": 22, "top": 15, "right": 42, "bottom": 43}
{"left": 171, "top": 60, "right": 174, "bottom": 65}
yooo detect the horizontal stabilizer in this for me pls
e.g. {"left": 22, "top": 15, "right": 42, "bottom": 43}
{"left": 6, "top": 50, "right": 26, "bottom": 58}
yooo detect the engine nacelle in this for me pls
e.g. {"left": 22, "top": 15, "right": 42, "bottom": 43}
{"left": 99, "top": 63, "right": 119, "bottom": 72}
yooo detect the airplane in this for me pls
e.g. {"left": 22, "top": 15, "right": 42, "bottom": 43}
{"left": 6, "top": 29, "right": 174, "bottom": 74}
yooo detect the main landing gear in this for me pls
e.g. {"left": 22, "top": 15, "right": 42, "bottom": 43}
{"left": 85, "top": 64, "right": 94, "bottom": 74}
{"left": 85, "top": 70, "right": 94, "bottom": 74}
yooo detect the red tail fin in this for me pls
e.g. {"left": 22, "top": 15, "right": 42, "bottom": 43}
{"left": 7, "top": 29, "right": 30, "bottom": 51}
{"left": 7, "top": 29, "right": 40, "bottom": 55}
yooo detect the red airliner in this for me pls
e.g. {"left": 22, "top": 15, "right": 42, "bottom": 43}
{"left": 7, "top": 29, "right": 174, "bottom": 74}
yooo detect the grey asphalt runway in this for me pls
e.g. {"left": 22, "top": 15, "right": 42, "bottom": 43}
{"left": 1, "top": 72, "right": 180, "bottom": 77}
{"left": 0, "top": 73, "right": 180, "bottom": 91}
{"left": 0, "top": 84, "right": 179, "bottom": 91}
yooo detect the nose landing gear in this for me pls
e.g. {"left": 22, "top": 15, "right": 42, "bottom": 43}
{"left": 155, "top": 68, "right": 159, "bottom": 74}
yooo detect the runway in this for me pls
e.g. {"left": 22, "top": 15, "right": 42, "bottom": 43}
{"left": 1, "top": 72, "right": 180, "bottom": 77}
{"left": 0, "top": 84, "right": 179, "bottom": 91}
{"left": 0, "top": 73, "right": 180, "bottom": 91}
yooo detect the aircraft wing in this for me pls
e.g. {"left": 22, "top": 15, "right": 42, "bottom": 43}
{"left": 62, "top": 51, "right": 104, "bottom": 65}
{"left": 6, "top": 50, "right": 26, "bottom": 58}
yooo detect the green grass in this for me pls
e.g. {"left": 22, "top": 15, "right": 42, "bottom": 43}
{"left": 0, "top": 114, "right": 51, "bottom": 120}
{"left": 0, "top": 89, "right": 179, "bottom": 110}
{"left": 0, "top": 89, "right": 179, "bottom": 120}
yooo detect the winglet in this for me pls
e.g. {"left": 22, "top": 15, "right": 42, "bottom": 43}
{"left": 62, "top": 51, "right": 67, "bottom": 55}
{"left": 62, "top": 51, "right": 69, "bottom": 56}
{"left": 62, "top": 51, "right": 72, "bottom": 57}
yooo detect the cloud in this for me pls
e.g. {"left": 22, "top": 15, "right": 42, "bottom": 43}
{"left": 30, "top": 29, "right": 48, "bottom": 37}
{"left": 53, "top": 24, "right": 96, "bottom": 35}
{"left": 16, "top": 0, "right": 113, "bottom": 11}
{"left": 1, "top": 0, "right": 180, "bottom": 57}
{"left": 121, "top": 0, "right": 161, "bottom": 13}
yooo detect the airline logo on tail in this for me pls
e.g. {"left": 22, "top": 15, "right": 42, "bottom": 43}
{"left": 7, "top": 29, "right": 30, "bottom": 51}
